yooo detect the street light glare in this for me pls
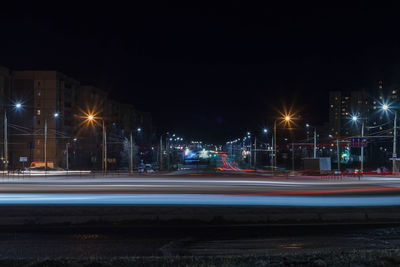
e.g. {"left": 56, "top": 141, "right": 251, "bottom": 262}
{"left": 382, "top": 104, "right": 389, "bottom": 110}
{"left": 352, "top": 116, "right": 358, "bottom": 121}
{"left": 15, "top": 103, "right": 22, "bottom": 109}
{"left": 263, "top": 128, "right": 267, "bottom": 133}
{"left": 88, "top": 115, "right": 94, "bottom": 121}
{"left": 54, "top": 112, "right": 59, "bottom": 118}
{"left": 285, "top": 116, "right": 291, "bottom": 121}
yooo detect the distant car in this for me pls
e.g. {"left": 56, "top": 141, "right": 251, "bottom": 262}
{"left": 138, "top": 164, "right": 155, "bottom": 173}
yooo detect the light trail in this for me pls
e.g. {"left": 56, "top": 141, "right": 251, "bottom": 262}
{"left": 0, "top": 193, "right": 398, "bottom": 206}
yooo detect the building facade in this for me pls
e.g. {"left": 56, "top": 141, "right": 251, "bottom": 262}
{"left": 2, "top": 68, "right": 153, "bottom": 170}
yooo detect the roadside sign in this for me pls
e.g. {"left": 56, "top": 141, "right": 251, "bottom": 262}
{"left": 350, "top": 137, "right": 367, "bottom": 147}
{"left": 393, "top": 153, "right": 397, "bottom": 158}
{"left": 19, "top": 157, "right": 27, "bottom": 162}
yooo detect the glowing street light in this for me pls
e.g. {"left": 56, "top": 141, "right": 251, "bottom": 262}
{"left": 285, "top": 116, "right": 291, "bottom": 122}
{"left": 381, "top": 104, "right": 397, "bottom": 173}
{"left": 15, "top": 103, "right": 22, "bottom": 109}
{"left": 382, "top": 104, "right": 389, "bottom": 111}
{"left": 350, "top": 114, "right": 364, "bottom": 172}
{"left": 84, "top": 113, "right": 107, "bottom": 173}
{"left": 53, "top": 112, "right": 59, "bottom": 118}
{"left": 263, "top": 128, "right": 268, "bottom": 133}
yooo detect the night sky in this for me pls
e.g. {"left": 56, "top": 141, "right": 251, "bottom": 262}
{"left": 2, "top": 4, "right": 400, "bottom": 143}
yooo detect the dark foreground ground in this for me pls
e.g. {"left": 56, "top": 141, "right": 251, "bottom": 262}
{"left": 0, "top": 223, "right": 399, "bottom": 266}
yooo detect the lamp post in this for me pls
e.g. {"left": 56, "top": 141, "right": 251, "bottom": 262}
{"left": 87, "top": 115, "right": 107, "bottom": 173}
{"left": 306, "top": 123, "right": 317, "bottom": 158}
{"left": 273, "top": 115, "right": 292, "bottom": 169}
{"left": 3, "top": 102, "right": 23, "bottom": 172}
{"left": 382, "top": 104, "right": 397, "bottom": 174}
{"left": 351, "top": 115, "right": 365, "bottom": 172}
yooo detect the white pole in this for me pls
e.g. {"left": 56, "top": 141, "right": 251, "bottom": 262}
{"left": 160, "top": 136, "right": 163, "bottom": 170}
{"left": 361, "top": 121, "right": 364, "bottom": 172}
{"left": 66, "top": 142, "right": 69, "bottom": 170}
{"left": 255, "top": 137, "right": 257, "bottom": 169}
{"left": 130, "top": 132, "right": 133, "bottom": 173}
{"left": 273, "top": 120, "right": 277, "bottom": 168}
{"left": 4, "top": 112, "right": 7, "bottom": 172}
{"left": 44, "top": 119, "right": 47, "bottom": 172}
{"left": 336, "top": 138, "right": 340, "bottom": 171}
{"left": 393, "top": 112, "right": 397, "bottom": 174}
{"left": 104, "top": 121, "right": 107, "bottom": 174}
{"left": 313, "top": 128, "right": 317, "bottom": 158}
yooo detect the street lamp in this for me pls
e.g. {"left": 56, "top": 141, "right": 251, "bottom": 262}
{"left": 3, "top": 102, "right": 24, "bottom": 172}
{"left": 273, "top": 115, "right": 292, "bottom": 169}
{"left": 350, "top": 114, "right": 365, "bottom": 172}
{"left": 381, "top": 104, "right": 397, "bottom": 174}
{"left": 86, "top": 114, "right": 107, "bottom": 173}
{"left": 306, "top": 123, "right": 317, "bottom": 158}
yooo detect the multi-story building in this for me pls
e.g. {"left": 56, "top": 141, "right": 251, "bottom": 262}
{"left": 0, "top": 66, "right": 12, "bottom": 169}
{"left": 328, "top": 90, "right": 369, "bottom": 137}
{"left": 2, "top": 68, "right": 153, "bottom": 170}
{"left": 11, "top": 70, "right": 81, "bottom": 169}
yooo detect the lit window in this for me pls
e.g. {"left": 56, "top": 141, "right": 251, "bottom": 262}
{"left": 379, "top": 96, "right": 383, "bottom": 99}
{"left": 393, "top": 90, "right": 397, "bottom": 94}
{"left": 373, "top": 106, "right": 376, "bottom": 110}
{"left": 330, "top": 104, "right": 334, "bottom": 108}
{"left": 36, "top": 109, "right": 40, "bottom": 115}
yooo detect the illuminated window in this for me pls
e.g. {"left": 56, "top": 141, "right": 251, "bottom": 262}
{"left": 379, "top": 96, "right": 383, "bottom": 99}
{"left": 36, "top": 109, "right": 40, "bottom": 115}
{"left": 393, "top": 90, "right": 397, "bottom": 94}
{"left": 330, "top": 104, "right": 334, "bottom": 108}
{"left": 373, "top": 106, "right": 376, "bottom": 109}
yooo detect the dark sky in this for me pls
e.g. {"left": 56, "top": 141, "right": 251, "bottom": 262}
{"left": 2, "top": 4, "right": 400, "bottom": 143}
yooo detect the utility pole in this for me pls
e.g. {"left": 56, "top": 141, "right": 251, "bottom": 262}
{"left": 254, "top": 137, "right": 257, "bottom": 170}
{"left": 167, "top": 138, "right": 170, "bottom": 170}
{"left": 65, "top": 142, "right": 69, "bottom": 170}
{"left": 291, "top": 142, "right": 294, "bottom": 172}
{"left": 336, "top": 138, "right": 340, "bottom": 171}
{"left": 393, "top": 112, "right": 397, "bottom": 174}
{"left": 313, "top": 128, "right": 317, "bottom": 158}
{"left": 4, "top": 112, "right": 7, "bottom": 172}
{"left": 273, "top": 120, "right": 277, "bottom": 169}
{"left": 271, "top": 134, "right": 274, "bottom": 169}
{"left": 361, "top": 121, "right": 365, "bottom": 172}
{"left": 159, "top": 136, "right": 163, "bottom": 170}
{"left": 44, "top": 119, "right": 47, "bottom": 172}
{"left": 102, "top": 120, "right": 107, "bottom": 174}
{"left": 249, "top": 137, "right": 252, "bottom": 168}
{"left": 130, "top": 132, "right": 133, "bottom": 173}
